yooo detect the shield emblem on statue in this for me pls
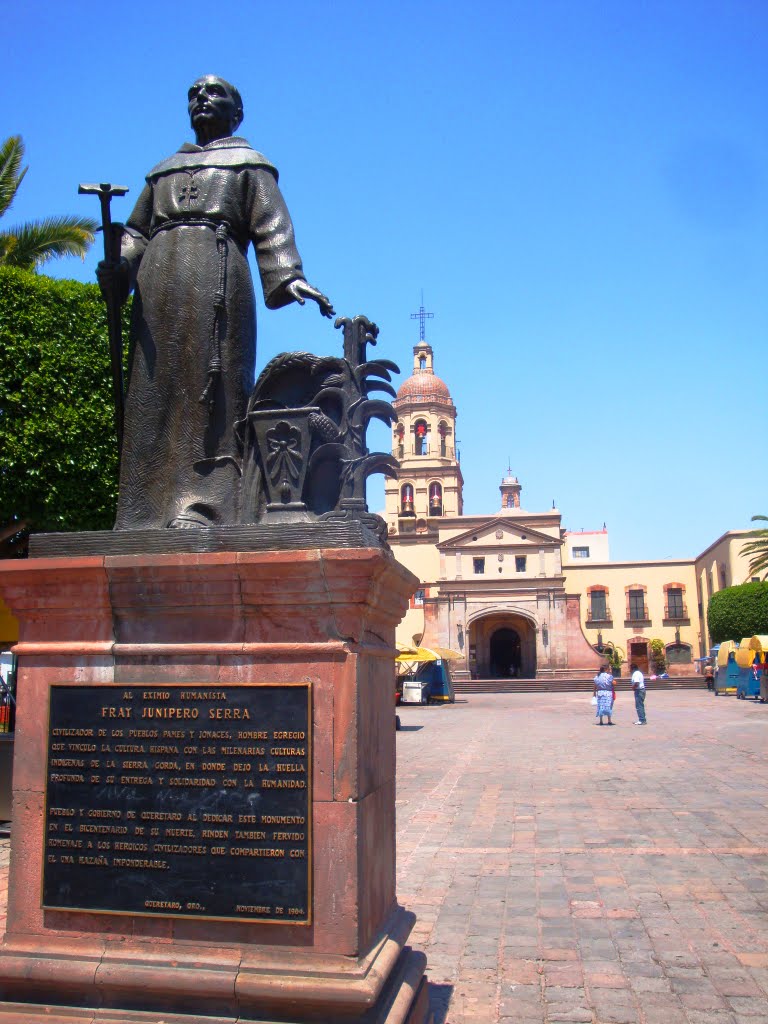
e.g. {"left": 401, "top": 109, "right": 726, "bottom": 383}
{"left": 248, "top": 407, "right": 318, "bottom": 511}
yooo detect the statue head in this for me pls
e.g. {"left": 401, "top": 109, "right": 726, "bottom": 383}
{"left": 188, "top": 75, "right": 244, "bottom": 143}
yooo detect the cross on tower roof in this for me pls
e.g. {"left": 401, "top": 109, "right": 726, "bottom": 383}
{"left": 410, "top": 293, "right": 434, "bottom": 342}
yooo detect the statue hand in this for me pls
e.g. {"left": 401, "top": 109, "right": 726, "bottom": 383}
{"left": 96, "top": 258, "right": 130, "bottom": 305}
{"left": 286, "top": 279, "right": 335, "bottom": 318}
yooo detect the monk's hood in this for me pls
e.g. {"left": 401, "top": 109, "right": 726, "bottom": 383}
{"left": 147, "top": 137, "right": 278, "bottom": 181}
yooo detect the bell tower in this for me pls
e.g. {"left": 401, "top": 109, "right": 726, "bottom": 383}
{"left": 384, "top": 307, "right": 463, "bottom": 534}
{"left": 499, "top": 472, "right": 522, "bottom": 510}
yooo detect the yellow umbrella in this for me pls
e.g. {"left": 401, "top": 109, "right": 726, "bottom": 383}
{"left": 395, "top": 647, "right": 440, "bottom": 664}
{"left": 394, "top": 645, "right": 463, "bottom": 664}
{"left": 394, "top": 645, "right": 462, "bottom": 698}
{"left": 424, "top": 646, "right": 462, "bottom": 661}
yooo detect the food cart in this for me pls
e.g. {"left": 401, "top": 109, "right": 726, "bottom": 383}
{"left": 715, "top": 640, "right": 738, "bottom": 695}
{"left": 396, "top": 646, "right": 459, "bottom": 705}
{"left": 736, "top": 636, "right": 768, "bottom": 701}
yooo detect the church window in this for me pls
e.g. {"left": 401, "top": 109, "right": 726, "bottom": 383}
{"left": 419, "top": 355, "right": 426, "bottom": 370}
{"left": 429, "top": 482, "right": 443, "bottom": 516}
{"left": 572, "top": 546, "right": 590, "bottom": 558}
{"left": 473, "top": 557, "right": 485, "bottom": 574}
{"left": 515, "top": 556, "right": 527, "bottom": 573}
{"left": 400, "top": 483, "right": 414, "bottom": 516}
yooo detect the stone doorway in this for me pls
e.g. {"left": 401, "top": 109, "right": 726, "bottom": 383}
{"left": 469, "top": 613, "right": 537, "bottom": 679}
{"left": 629, "top": 639, "right": 649, "bottom": 674}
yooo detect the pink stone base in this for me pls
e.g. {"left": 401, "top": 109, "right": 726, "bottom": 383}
{"left": 0, "top": 912, "right": 428, "bottom": 1022}
{"left": 0, "top": 954, "right": 430, "bottom": 1024}
{"left": 0, "top": 548, "right": 429, "bottom": 1023}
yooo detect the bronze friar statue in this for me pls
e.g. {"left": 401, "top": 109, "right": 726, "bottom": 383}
{"left": 97, "top": 76, "right": 333, "bottom": 530}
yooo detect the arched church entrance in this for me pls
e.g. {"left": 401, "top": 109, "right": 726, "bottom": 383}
{"left": 469, "top": 612, "right": 537, "bottom": 679}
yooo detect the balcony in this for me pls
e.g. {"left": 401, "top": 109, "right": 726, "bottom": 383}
{"left": 394, "top": 444, "right": 456, "bottom": 460}
{"left": 586, "top": 605, "right": 612, "bottom": 626}
{"left": 625, "top": 603, "right": 651, "bottom": 627}
{"left": 663, "top": 601, "right": 690, "bottom": 626}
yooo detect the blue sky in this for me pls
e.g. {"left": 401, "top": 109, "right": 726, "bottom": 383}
{"left": 5, "top": 0, "right": 767, "bottom": 560}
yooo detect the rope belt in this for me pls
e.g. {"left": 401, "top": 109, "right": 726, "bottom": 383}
{"left": 199, "top": 223, "right": 229, "bottom": 411}
{"left": 149, "top": 216, "right": 245, "bottom": 247}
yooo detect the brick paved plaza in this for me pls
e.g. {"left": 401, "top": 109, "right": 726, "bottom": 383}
{"left": 397, "top": 691, "right": 768, "bottom": 1024}
{"left": 0, "top": 690, "right": 766, "bottom": 1022}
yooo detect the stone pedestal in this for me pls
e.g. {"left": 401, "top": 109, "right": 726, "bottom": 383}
{"left": 0, "top": 546, "right": 430, "bottom": 1023}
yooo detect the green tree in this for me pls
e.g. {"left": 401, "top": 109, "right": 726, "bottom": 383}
{"left": 0, "top": 266, "right": 123, "bottom": 555}
{"left": 0, "top": 135, "right": 97, "bottom": 269}
{"left": 602, "top": 642, "right": 624, "bottom": 676}
{"left": 708, "top": 582, "right": 768, "bottom": 644}
{"left": 649, "top": 638, "right": 667, "bottom": 674}
{"left": 741, "top": 516, "right": 768, "bottom": 580}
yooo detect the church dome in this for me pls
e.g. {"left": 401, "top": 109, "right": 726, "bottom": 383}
{"left": 396, "top": 370, "right": 453, "bottom": 404}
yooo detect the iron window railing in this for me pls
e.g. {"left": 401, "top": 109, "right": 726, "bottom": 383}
{"left": 587, "top": 605, "right": 612, "bottom": 623}
{"left": 664, "top": 601, "right": 688, "bottom": 619}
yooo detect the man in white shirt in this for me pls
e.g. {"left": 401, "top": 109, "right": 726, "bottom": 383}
{"left": 631, "top": 664, "right": 647, "bottom": 725}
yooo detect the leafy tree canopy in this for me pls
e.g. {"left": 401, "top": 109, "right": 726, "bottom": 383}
{"left": 0, "top": 266, "right": 124, "bottom": 553}
{"left": 0, "top": 135, "right": 96, "bottom": 270}
{"left": 708, "top": 582, "right": 768, "bottom": 644}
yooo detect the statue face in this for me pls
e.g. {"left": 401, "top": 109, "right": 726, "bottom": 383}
{"left": 188, "top": 76, "right": 241, "bottom": 137}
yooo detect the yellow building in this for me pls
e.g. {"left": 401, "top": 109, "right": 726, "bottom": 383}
{"left": 385, "top": 339, "right": 756, "bottom": 678}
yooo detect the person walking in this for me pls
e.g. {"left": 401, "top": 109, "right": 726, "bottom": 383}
{"left": 593, "top": 665, "right": 614, "bottom": 726}
{"left": 631, "top": 663, "right": 647, "bottom": 724}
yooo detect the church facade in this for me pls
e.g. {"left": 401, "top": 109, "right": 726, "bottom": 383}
{"left": 384, "top": 340, "right": 754, "bottom": 680}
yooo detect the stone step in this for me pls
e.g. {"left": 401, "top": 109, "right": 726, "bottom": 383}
{"left": 453, "top": 677, "right": 706, "bottom": 695}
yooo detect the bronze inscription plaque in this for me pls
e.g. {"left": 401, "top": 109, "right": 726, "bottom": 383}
{"left": 42, "top": 683, "right": 311, "bottom": 923}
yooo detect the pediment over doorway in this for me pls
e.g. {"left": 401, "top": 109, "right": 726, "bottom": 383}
{"left": 437, "top": 516, "right": 559, "bottom": 551}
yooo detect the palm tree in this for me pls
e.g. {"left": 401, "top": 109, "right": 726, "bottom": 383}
{"left": 0, "top": 135, "right": 97, "bottom": 269}
{"left": 741, "top": 515, "right": 768, "bottom": 580}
